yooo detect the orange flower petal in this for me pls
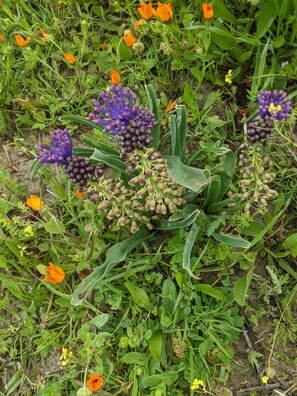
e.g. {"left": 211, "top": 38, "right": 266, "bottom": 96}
{"left": 164, "top": 100, "right": 177, "bottom": 114}
{"left": 152, "top": 2, "right": 173, "bottom": 22}
{"left": 64, "top": 52, "right": 76, "bottom": 64}
{"left": 26, "top": 194, "right": 44, "bottom": 211}
{"left": 123, "top": 33, "right": 136, "bottom": 47}
{"left": 75, "top": 191, "right": 85, "bottom": 198}
{"left": 202, "top": 3, "right": 214, "bottom": 20}
{"left": 15, "top": 34, "right": 31, "bottom": 47}
{"left": 87, "top": 374, "right": 105, "bottom": 391}
{"left": 39, "top": 27, "right": 48, "bottom": 37}
{"left": 0, "top": 34, "right": 5, "bottom": 42}
{"left": 138, "top": 2, "right": 153, "bottom": 20}
{"left": 45, "top": 262, "right": 65, "bottom": 284}
{"left": 134, "top": 19, "right": 144, "bottom": 30}
{"left": 100, "top": 42, "right": 108, "bottom": 50}
{"left": 110, "top": 70, "right": 121, "bottom": 85}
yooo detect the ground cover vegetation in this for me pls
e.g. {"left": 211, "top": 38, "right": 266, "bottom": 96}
{"left": 0, "top": 0, "right": 297, "bottom": 395}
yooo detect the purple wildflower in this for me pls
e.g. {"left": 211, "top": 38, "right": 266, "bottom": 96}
{"left": 246, "top": 116, "right": 274, "bottom": 143}
{"left": 37, "top": 128, "right": 72, "bottom": 165}
{"left": 257, "top": 90, "right": 292, "bottom": 120}
{"left": 89, "top": 84, "right": 157, "bottom": 153}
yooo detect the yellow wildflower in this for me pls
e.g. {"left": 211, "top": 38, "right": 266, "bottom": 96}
{"left": 225, "top": 69, "right": 233, "bottom": 84}
{"left": 190, "top": 378, "right": 206, "bottom": 390}
{"left": 24, "top": 226, "right": 33, "bottom": 236}
{"left": 262, "top": 376, "right": 269, "bottom": 384}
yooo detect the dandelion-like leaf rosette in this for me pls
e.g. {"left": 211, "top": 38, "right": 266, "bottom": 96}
{"left": 89, "top": 84, "right": 157, "bottom": 153}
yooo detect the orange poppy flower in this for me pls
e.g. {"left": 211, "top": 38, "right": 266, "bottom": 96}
{"left": 202, "top": 3, "right": 214, "bottom": 20}
{"left": 15, "top": 34, "right": 32, "bottom": 47}
{"left": 100, "top": 42, "right": 108, "bottom": 50}
{"left": 64, "top": 52, "right": 76, "bottom": 64}
{"left": 134, "top": 19, "right": 144, "bottom": 29}
{"left": 26, "top": 194, "right": 44, "bottom": 211}
{"left": 87, "top": 374, "right": 105, "bottom": 391}
{"left": 45, "top": 262, "right": 65, "bottom": 284}
{"left": 123, "top": 32, "right": 136, "bottom": 47}
{"left": 138, "top": 2, "right": 154, "bottom": 20}
{"left": 110, "top": 70, "right": 121, "bottom": 85}
{"left": 152, "top": 2, "right": 173, "bottom": 22}
{"left": 164, "top": 100, "right": 177, "bottom": 114}
{"left": 0, "top": 34, "right": 4, "bottom": 42}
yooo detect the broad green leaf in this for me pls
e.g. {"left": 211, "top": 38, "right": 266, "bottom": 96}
{"left": 255, "top": 0, "right": 277, "bottom": 39}
{"left": 0, "top": 198, "right": 14, "bottom": 215}
{"left": 125, "top": 280, "right": 154, "bottom": 311}
{"left": 212, "top": 0, "right": 237, "bottom": 23}
{"left": 241, "top": 221, "right": 263, "bottom": 236}
{"left": 90, "top": 313, "right": 109, "bottom": 329}
{"left": 5, "top": 241, "right": 21, "bottom": 259}
{"left": 195, "top": 284, "right": 225, "bottom": 300}
{"left": 142, "top": 372, "right": 178, "bottom": 388}
{"left": 203, "top": 175, "right": 221, "bottom": 208}
{"left": 44, "top": 215, "right": 65, "bottom": 234}
{"left": 166, "top": 156, "right": 208, "bottom": 192}
{"left": 162, "top": 279, "right": 177, "bottom": 302}
{"left": 273, "top": 35, "right": 285, "bottom": 48}
{"left": 155, "top": 208, "right": 200, "bottom": 230}
{"left": 207, "top": 198, "right": 232, "bottom": 214}
{"left": 122, "top": 352, "right": 148, "bottom": 365}
{"left": 91, "top": 149, "right": 127, "bottom": 174}
{"left": 183, "top": 222, "right": 200, "bottom": 279}
{"left": 149, "top": 332, "right": 162, "bottom": 362}
{"left": 234, "top": 266, "right": 253, "bottom": 306}
{"left": 82, "top": 137, "right": 120, "bottom": 156}
{"left": 0, "top": 255, "right": 7, "bottom": 268}
{"left": 37, "top": 264, "right": 47, "bottom": 275}
{"left": 280, "top": 233, "right": 297, "bottom": 257}
{"left": 212, "top": 229, "right": 250, "bottom": 249}
{"left": 71, "top": 227, "right": 151, "bottom": 306}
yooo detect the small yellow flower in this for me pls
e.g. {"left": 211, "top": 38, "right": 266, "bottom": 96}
{"left": 262, "top": 376, "right": 269, "bottom": 384}
{"left": 268, "top": 103, "right": 282, "bottom": 114}
{"left": 190, "top": 378, "right": 206, "bottom": 390}
{"left": 225, "top": 69, "right": 233, "bottom": 84}
{"left": 24, "top": 226, "right": 33, "bottom": 235}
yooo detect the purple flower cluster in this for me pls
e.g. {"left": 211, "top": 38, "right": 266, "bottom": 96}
{"left": 37, "top": 128, "right": 72, "bottom": 165}
{"left": 89, "top": 84, "right": 157, "bottom": 153}
{"left": 37, "top": 128, "right": 103, "bottom": 187}
{"left": 247, "top": 90, "right": 292, "bottom": 144}
{"left": 257, "top": 90, "right": 292, "bottom": 121}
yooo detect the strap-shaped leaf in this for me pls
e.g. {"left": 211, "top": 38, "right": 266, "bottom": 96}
{"left": 212, "top": 228, "right": 250, "bottom": 249}
{"left": 203, "top": 175, "right": 221, "bottom": 208}
{"left": 145, "top": 84, "right": 160, "bottom": 148}
{"left": 91, "top": 149, "right": 127, "bottom": 173}
{"left": 71, "top": 227, "right": 151, "bottom": 306}
{"left": 183, "top": 222, "right": 200, "bottom": 279}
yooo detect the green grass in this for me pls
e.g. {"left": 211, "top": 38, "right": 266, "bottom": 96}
{"left": 0, "top": 1, "right": 297, "bottom": 395}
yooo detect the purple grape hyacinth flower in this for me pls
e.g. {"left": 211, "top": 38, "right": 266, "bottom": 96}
{"left": 89, "top": 84, "right": 157, "bottom": 153}
{"left": 257, "top": 90, "right": 292, "bottom": 120}
{"left": 37, "top": 128, "right": 72, "bottom": 165}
